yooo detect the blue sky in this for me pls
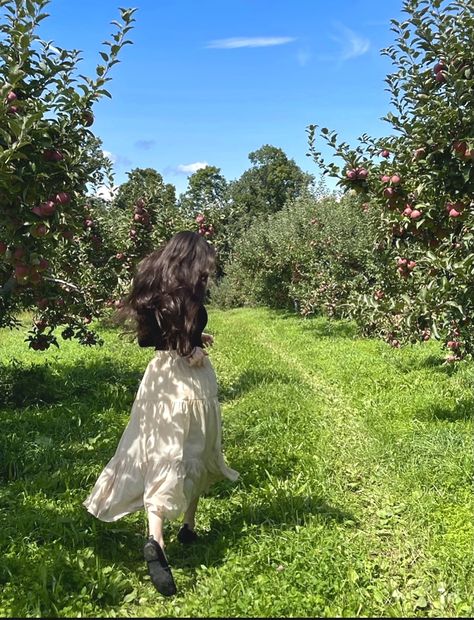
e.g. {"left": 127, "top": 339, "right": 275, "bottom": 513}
{"left": 39, "top": 0, "right": 405, "bottom": 197}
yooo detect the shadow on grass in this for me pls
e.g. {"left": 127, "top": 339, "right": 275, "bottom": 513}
{"left": 416, "top": 397, "right": 474, "bottom": 422}
{"left": 218, "top": 367, "right": 298, "bottom": 403}
{"left": 0, "top": 356, "right": 143, "bottom": 409}
{"left": 0, "top": 356, "right": 147, "bottom": 484}
{"left": 295, "top": 317, "right": 358, "bottom": 339}
{"left": 0, "top": 351, "right": 356, "bottom": 606}
{"left": 162, "top": 489, "right": 358, "bottom": 590}
{"left": 415, "top": 354, "right": 469, "bottom": 376}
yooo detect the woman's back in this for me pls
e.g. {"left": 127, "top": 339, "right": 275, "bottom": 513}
{"left": 138, "top": 304, "right": 208, "bottom": 350}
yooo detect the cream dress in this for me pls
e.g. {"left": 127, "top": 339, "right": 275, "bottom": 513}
{"left": 83, "top": 350, "right": 238, "bottom": 521}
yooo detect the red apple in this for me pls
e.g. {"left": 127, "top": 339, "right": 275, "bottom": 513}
{"left": 50, "top": 150, "right": 64, "bottom": 162}
{"left": 82, "top": 110, "right": 94, "bottom": 127}
{"left": 410, "top": 209, "right": 422, "bottom": 220}
{"left": 380, "top": 150, "right": 390, "bottom": 158}
{"left": 346, "top": 169, "right": 357, "bottom": 180}
{"left": 381, "top": 175, "right": 391, "bottom": 183}
{"left": 390, "top": 174, "right": 401, "bottom": 185}
{"left": 413, "top": 147, "right": 426, "bottom": 160}
{"left": 34, "top": 319, "right": 47, "bottom": 332}
{"left": 43, "top": 149, "right": 64, "bottom": 162}
{"left": 407, "top": 260, "right": 417, "bottom": 270}
{"left": 30, "top": 223, "right": 49, "bottom": 238}
{"left": 13, "top": 246, "right": 25, "bottom": 260}
{"left": 435, "top": 71, "right": 446, "bottom": 83}
{"left": 29, "top": 269, "right": 43, "bottom": 285}
{"left": 453, "top": 141, "right": 467, "bottom": 156}
{"left": 61, "top": 229, "right": 74, "bottom": 240}
{"left": 397, "top": 257, "right": 408, "bottom": 267}
{"left": 195, "top": 214, "right": 205, "bottom": 224}
{"left": 6, "top": 91, "right": 17, "bottom": 103}
{"left": 40, "top": 200, "right": 56, "bottom": 216}
{"left": 14, "top": 263, "right": 29, "bottom": 280}
{"left": 36, "top": 298, "right": 49, "bottom": 310}
{"left": 357, "top": 168, "right": 368, "bottom": 179}
{"left": 37, "top": 258, "right": 49, "bottom": 271}
{"left": 402, "top": 206, "right": 413, "bottom": 217}
{"left": 7, "top": 105, "right": 18, "bottom": 114}
{"left": 55, "top": 192, "right": 70, "bottom": 204}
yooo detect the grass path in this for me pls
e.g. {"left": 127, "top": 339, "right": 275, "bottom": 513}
{"left": 0, "top": 308, "right": 472, "bottom": 617}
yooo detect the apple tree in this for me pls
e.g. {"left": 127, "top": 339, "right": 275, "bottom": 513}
{"left": 308, "top": 0, "right": 474, "bottom": 361}
{"left": 178, "top": 165, "right": 230, "bottom": 274}
{"left": 95, "top": 167, "right": 192, "bottom": 310}
{"left": 0, "top": 0, "right": 136, "bottom": 349}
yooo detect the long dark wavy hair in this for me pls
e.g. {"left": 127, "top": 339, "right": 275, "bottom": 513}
{"left": 116, "top": 231, "right": 216, "bottom": 355}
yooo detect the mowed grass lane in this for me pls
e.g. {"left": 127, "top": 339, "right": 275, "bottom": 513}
{"left": 0, "top": 308, "right": 472, "bottom": 617}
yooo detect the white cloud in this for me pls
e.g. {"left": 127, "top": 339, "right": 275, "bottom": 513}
{"left": 102, "top": 149, "right": 117, "bottom": 163}
{"left": 206, "top": 36, "right": 295, "bottom": 49}
{"left": 331, "top": 23, "right": 370, "bottom": 60}
{"left": 102, "top": 149, "right": 131, "bottom": 169}
{"left": 176, "top": 161, "right": 209, "bottom": 175}
{"left": 95, "top": 185, "right": 119, "bottom": 201}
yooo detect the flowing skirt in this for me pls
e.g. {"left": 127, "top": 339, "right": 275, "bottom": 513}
{"left": 83, "top": 350, "right": 239, "bottom": 522}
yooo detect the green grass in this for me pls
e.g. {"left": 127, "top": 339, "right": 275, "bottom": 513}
{"left": 0, "top": 307, "right": 473, "bottom": 617}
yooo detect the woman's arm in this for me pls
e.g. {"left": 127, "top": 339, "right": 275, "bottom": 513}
{"left": 201, "top": 332, "right": 214, "bottom": 347}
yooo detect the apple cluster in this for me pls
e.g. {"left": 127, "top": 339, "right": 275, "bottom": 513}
{"left": 396, "top": 257, "right": 416, "bottom": 279}
{"left": 195, "top": 213, "right": 214, "bottom": 238}
{"left": 345, "top": 167, "right": 368, "bottom": 181}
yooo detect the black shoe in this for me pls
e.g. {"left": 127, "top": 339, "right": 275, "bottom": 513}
{"left": 177, "top": 523, "right": 199, "bottom": 545}
{"left": 143, "top": 537, "right": 177, "bottom": 597}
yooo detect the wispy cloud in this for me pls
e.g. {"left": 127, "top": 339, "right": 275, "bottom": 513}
{"left": 331, "top": 23, "right": 370, "bottom": 60}
{"left": 135, "top": 139, "right": 156, "bottom": 150}
{"left": 206, "top": 36, "right": 295, "bottom": 49}
{"left": 102, "top": 149, "right": 131, "bottom": 169}
{"left": 174, "top": 161, "right": 209, "bottom": 175}
{"left": 296, "top": 47, "right": 311, "bottom": 67}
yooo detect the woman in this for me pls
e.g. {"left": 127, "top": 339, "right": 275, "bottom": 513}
{"left": 83, "top": 231, "right": 238, "bottom": 596}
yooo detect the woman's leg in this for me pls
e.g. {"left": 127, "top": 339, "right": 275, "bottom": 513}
{"left": 147, "top": 509, "right": 165, "bottom": 548}
{"left": 177, "top": 496, "right": 200, "bottom": 544}
{"left": 183, "top": 496, "right": 199, "bottom": 530}
{"left": 144, "top": 510, "right": 176, "bottom": 596}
